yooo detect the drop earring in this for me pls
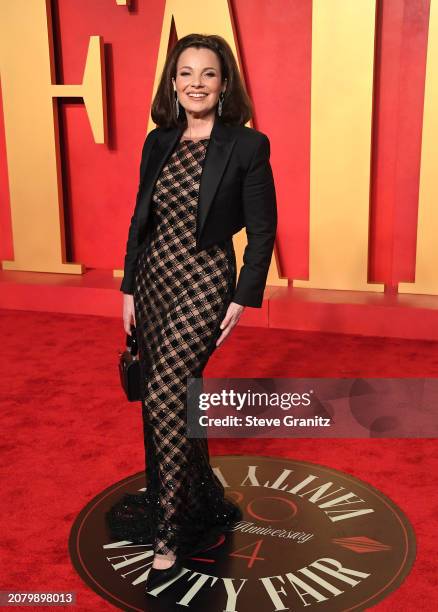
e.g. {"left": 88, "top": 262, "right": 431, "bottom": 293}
{"left": 218, "top": 91, "right": 225, "bottom": 117}
{"left": 174, "top": 90, "right": 179, "bottom": 118}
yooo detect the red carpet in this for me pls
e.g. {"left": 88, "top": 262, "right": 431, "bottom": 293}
{"left": 1, "top": 308, "right": 436, "bottom": 610}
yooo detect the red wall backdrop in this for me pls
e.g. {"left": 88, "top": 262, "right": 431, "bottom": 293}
{"left": 0, "top": 0, "right": 432, "bottom": 287}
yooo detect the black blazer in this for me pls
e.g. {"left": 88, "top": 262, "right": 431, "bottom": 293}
{"left": 120, "top": 113, "right": 277, "bottom": 308}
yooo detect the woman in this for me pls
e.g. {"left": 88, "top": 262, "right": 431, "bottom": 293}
{"left": 106, "top": 34, "right": 277, "bottom": 590}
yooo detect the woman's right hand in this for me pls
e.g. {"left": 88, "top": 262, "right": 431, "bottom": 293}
{"left": 123, "top": 293, "right": 136, "bottom": 335}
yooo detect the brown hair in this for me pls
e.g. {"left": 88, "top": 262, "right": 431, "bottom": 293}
{"left": 150, "top": 34, "right": 253, "bottom": 128}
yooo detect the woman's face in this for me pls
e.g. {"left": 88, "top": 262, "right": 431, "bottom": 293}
{"left": 173, "top": 46, "right": 226, "bottom": 118}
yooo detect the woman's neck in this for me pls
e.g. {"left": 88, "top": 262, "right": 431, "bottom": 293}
{"left": 182, "top": 115, "right": 214, "bottom": 140}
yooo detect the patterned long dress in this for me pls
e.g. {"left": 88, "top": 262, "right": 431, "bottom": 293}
{"left": 106, "top": 137, "right": 242, "bottom": 556}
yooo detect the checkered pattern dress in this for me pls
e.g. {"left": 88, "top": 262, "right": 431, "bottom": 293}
{"left": 106, "top": 137, "right": 242, "bottom": 556}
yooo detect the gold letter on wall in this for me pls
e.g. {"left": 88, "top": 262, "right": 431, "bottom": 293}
{"left": 294, "top": 0, "right": 384, "bottom": 292}
{"left": 398, "top": 0, "right": 438, "bottom": 295}
{"left": 0, "top": 0, "right": 107, "bottom": 275}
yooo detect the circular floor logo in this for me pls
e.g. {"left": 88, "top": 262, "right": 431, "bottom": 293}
{"left": 69, "top": 455, "right": 416, "bottom": 611}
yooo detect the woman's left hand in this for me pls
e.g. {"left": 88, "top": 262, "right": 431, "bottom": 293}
{"left": 216, "top": 302, "right": 245, "bottom": 348}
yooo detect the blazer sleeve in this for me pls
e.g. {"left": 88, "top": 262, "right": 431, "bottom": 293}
{"left": 120, "top": 129, "right": 158, "bottom": 294}
{"left": 231, "top": 134, "right": 277, "bottom": 308}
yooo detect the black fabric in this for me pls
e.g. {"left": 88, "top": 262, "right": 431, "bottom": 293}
{"left": 106, "top": 138, "right": 242, "bottom": 556}
{"left": 119, "top": 114, "right": 277, "bottom": 308}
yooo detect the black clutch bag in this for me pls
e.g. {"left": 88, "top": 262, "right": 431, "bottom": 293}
{"left": 118, "top": 324, "right": 142, "bottom": 402}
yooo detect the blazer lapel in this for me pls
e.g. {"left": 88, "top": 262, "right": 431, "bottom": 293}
{"left": 137, "top": 114, "right": 237, "bottom": 248}
{"left": 197, "top": 115, "right": 237, "bottom": 246}
{"left": 136, "top": 125, "right": 184, "bottom": 228}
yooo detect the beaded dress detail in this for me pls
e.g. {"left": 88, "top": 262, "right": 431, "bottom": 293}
{"left": 106, "top": 137, "right": 242, "bottom": 556}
